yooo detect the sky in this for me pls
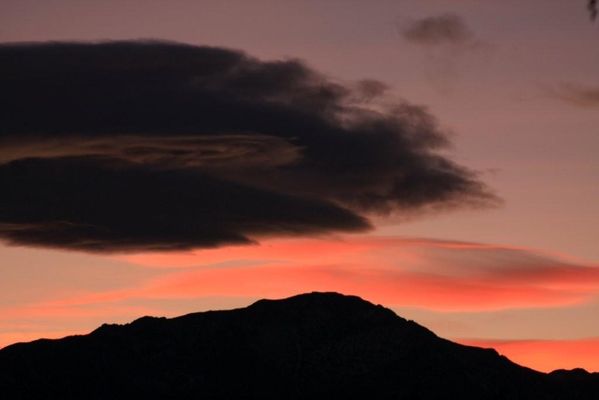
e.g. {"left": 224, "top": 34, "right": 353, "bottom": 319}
{"left": 0, "top": 0, "right": 598, "bottom": 373}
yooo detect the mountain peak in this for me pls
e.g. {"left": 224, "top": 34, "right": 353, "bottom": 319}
{"left": 247, "top": 291, "right": 404, "bottom": 322}
{"left": 250, "top": 291, "right": 368, "bottom": 306}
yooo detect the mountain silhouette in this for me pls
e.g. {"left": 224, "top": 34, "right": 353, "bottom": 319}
{"left": 1, "top": 292, "right": 597, "bottom": 399}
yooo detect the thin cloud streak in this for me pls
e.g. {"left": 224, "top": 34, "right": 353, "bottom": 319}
{"left": 549, "top": 83, "right": 599, "bottom": 108}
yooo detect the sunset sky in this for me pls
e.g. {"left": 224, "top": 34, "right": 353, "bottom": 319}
{"left": 1, "top": 0, "right": 598, "bottom": 373}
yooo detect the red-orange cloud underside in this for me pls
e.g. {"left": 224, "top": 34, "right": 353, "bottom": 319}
{"left": 115, "top": 236, "right": 599, "bottom": 311}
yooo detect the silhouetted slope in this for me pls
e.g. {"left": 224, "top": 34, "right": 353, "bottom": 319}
{"left": 1, "top": 292, "right": 597, "bottom": 399}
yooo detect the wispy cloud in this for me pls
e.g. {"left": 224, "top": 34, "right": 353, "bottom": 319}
{"left": 590, "top": 0, "right": 597, "bottom": 21}
{"left": 549, "top": 83, "right": 599, "bottom": 108}
{"left": 400, "top": 14, "right": 475, "bottom": 47}
{"left": 397, "top": 14, "right": 490, "bottom": 92}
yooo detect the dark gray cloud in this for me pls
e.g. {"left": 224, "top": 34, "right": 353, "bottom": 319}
{"left": 0, "top": 40, "right": 497, "bottom": 253}
{"left": 400, "top": 14, "right": 475, "bottom": 46}
{"left": 0, "top": 157, "right": 368, "bottom": 252}
{"left": 551, "top": 83, "right": 599, "bottom": 108}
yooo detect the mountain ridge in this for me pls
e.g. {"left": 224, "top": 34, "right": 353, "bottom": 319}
{"left": 1, "top": 292, "right": 597, "bottom": 399}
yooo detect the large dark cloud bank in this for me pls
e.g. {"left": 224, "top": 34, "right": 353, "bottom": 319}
{"left": 0, "top": 40, "right": 496, "bottom": 252}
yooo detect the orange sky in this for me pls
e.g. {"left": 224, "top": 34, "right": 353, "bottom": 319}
{"left": 1, "top": 0, "right": 598, "bottom": 373}
{"left": 458, "top": 338, "right": 599, "bottom": 373}
{"left": 2, "top": 235, "right": 599, "bottom": 371}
